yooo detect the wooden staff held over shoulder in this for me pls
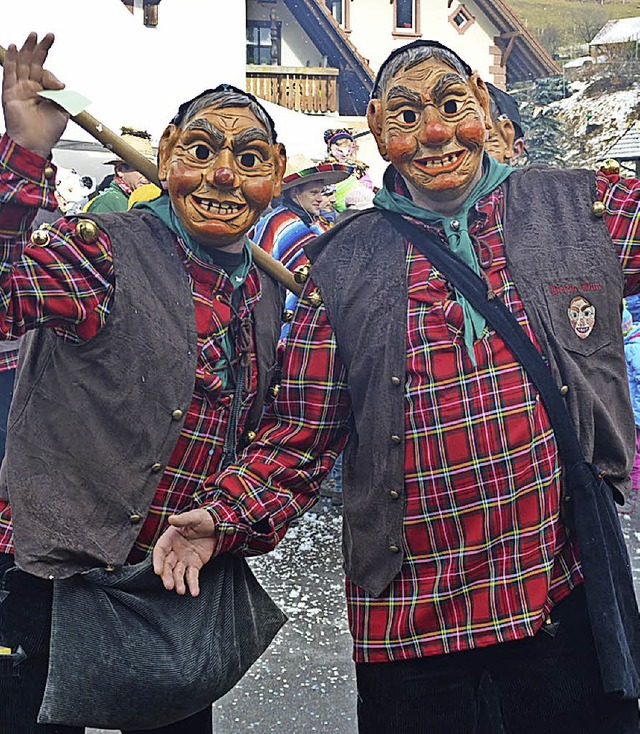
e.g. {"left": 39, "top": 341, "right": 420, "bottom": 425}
{"left": 0, "top": 43, "right": 303, "bottom": 297}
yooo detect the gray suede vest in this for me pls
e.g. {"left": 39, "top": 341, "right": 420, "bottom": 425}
{"left": 306, "top": 167, "right": 634, "bottom": 597}
{"left": 2, "top": 210, "right": 283, "bottom": 579}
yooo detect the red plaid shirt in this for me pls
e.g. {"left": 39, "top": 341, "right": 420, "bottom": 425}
{"left": 199, "top": 169, "right": 640, "bottom": 662}
{"left": 0, "top": 134, "right": 266, "bottom": 561}
{"left": 0, "top": 344, "right": 19, "bottom": 372}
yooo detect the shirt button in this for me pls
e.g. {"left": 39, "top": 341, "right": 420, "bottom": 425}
{"left": 129, "top": 513, "right": 142, "bottom": 524}
{"left": 246, "top": 430, "right": 257, "bottom": 442}
{"left": 389, "top": 490, "right": 400, "bottom": 500}
{"left": 390, "top": 376, "right": 401, "bottom": 386}
{"left": 151, "top": 462, "right": 163, "bottom": 473}
{"left": 390, "top": 434, "right": 401, "bottom": 444}
{"left": 224, "top": 527, "right": 235, "bottom": 536}
{"left": 560, "top": 385, "right": 569, "bottom": 396}
{"left": 44, "top": 166, "right": 55, "bottom": 180}
{"left": 450, "top": 219, "right": 460, "bottom": 231}
{"left": 171, "top": 409, "right": 184, "bottom": 420}
{"left": 389, "top": 544, "right": 400, "bottom": 553}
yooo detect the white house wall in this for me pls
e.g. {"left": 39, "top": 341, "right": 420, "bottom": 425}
{"left": 348, "top": 0, "right": 499, "bottom": 81}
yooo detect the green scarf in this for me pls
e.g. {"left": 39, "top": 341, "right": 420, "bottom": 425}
{"left": 134, "top": 193, "right": 252, "bottom": 288}
{"left": 373, "top": 154, "right": 513, "bottom": 364}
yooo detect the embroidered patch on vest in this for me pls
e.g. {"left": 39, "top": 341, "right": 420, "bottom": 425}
{"left": 568, "top": 295, "right": 596, "bottom": 339}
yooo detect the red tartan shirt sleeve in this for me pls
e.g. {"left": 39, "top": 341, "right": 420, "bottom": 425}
{"left": 0, "top": 134, "right": 113, "bottom": 342}
{"left": 194, "top": 278, "right": 352, "bottom": 556}
{"left": 597, "top": 171, "right": 640, "bottom": 294}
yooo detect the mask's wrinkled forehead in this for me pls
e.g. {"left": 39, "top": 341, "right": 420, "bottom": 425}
{"left": 372, "top": 40, "right": 472, "bottom": 100}
{"left": 171, "top": 84, "right": 278, "bottom": 143}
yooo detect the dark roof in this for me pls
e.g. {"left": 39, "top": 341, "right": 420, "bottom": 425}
{"left": 473, "top": 0, "right": 560, "bottom": 82}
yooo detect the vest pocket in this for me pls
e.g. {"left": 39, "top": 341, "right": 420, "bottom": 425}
{"left": 541, "top": 277, "right": 612, "bottom": 358}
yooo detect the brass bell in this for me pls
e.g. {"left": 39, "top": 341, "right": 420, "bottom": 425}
{"left": 30, "top": 228, "right": 50, "bottom": 246}
{"left": 591, "top": 201, "right": 606, "bottom": 218}
{"left": 293, "top": 264, "right": 311, "bottom": 285}
{"left": 76, "top": 219, "right": 100, "bottom": 244}
{"left": 305, "top": 289, "right": 323, "bottom": 308}
{"left": 282, "top": 309, "right": 294, "bottom": 323}
{"left": 600, "top": 158, "right": 620, "bottom": 175}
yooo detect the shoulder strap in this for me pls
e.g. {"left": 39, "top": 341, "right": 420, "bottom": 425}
{"left": 382, "top": 211, "right": 585, "bottom": 468}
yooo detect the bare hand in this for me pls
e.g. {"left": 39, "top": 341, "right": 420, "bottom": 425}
{"left": 152, "top": 509, "right": 216, "bottom": 596}
{"left": 2, "top": 32, "right": 69, "bottom": 158}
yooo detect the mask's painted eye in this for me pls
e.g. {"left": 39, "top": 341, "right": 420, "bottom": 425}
{"left": 189, "top": 144, "right": 211, "bottom": 161}
{"left": 240, "top": 152, "right": 257, "bottom": 168}
{"left": 402, "top": 110, "right": 417, "bottom": 124}
{"left": 443, "top": 100, "right": 459, "bottom": 115}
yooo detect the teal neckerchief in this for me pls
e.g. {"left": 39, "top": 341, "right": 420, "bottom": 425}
{"left": 373, "top": 154, "right": 513, "bottom": 365}
{"left": 134, "top": 193, "right": 252, "bottom": 289}
{"left": 135, "top": 193, "right": 252, "bottom": 389}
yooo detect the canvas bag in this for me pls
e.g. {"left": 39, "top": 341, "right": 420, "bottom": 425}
{"left": 37, "top": 554, "right": 286, "bottom": 729}
{"left": 384, "top": 211, "right": 640, "bottom": 699}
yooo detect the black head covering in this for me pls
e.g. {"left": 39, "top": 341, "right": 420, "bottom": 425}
{"left": 486, "top": 82, "right": 525, "bottom": 140}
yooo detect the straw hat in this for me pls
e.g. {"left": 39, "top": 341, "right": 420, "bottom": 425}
{"left": 281, "top": 153, "right": 351, "bottom": 191}
{"left": 105, "top": 128, "right": 155, "bottom": 165}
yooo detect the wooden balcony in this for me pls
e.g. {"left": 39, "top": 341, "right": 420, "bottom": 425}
{"left": 246, "top": 65, "right": 339, "bottom": 114}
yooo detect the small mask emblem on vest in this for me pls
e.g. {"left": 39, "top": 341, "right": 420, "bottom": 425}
{"left": 568, "top": 296, "right": 595, "bottom": 339}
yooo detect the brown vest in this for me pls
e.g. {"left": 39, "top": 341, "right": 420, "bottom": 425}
{"left": 306, "top": 167, "right": 633, "bottom": 597}
{"left": 2, "top": 210, "right": 283, "bottom": 579}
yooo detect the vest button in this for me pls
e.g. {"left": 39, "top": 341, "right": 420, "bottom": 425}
{"left": 171, "top": 409, "right": 184, "bottom": 420}
{"left": 560, "top": 385, "right": 569, "bottom": 396}
{"left": 30, "top": 229, "right": 50, "bottom": 246}
{"left": 305, "top": 289, "right": 323, "bottom": 308}
{"left": 76, "top": 219, "right": 100, "bottom": 244}
{"left": 269, "top": 384, "right": 280, "bottom": 399}
{"left": 224, "top": 527, "right": 235, "bottom": 536}
{"left": 600, "top": 158, "right": 620, "bottom": 175}
{"left": 246, "top": 430, "right": 257, "bottom": 442}
{"left": 389, "top": 544, "right": 400, "bottom": 553}
{"left": 390, "top": 434, "right": 401, "bottom": 444}
{"left": 389, "top": 490, "right": 400, "bottom": 500}
{"left": 105, "top": 565, "right": 116, "bottom": 572}
{"left": 151, "top": 462, "right": 163, "bottom": 473}
{"left": 390, "top": 376, "right": 401, "bottom": 386}
{"left": 129, "top": 513, "right": 142, "bottom": 524}
{"left": 43, "top": 166, "right": 55, "bottom": 180}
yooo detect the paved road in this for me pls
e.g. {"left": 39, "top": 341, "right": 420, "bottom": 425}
{"left": 91, "top": 498, "right": 640, "bottom": 734}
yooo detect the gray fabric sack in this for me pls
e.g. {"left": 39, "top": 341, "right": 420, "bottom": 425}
{"left": 37, "top": 555, "right": 286, "bottom": 729}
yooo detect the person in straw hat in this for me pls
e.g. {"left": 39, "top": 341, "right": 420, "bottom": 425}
{"left": 252, "top": 152, "right": 351, "bottom": 277}
{"left": 85, "top": 126, "right": 154, "bottom": 212}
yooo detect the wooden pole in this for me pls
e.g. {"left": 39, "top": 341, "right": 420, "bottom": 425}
{"left": 0, "top": 43, "right": 303, "bottom": 297}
